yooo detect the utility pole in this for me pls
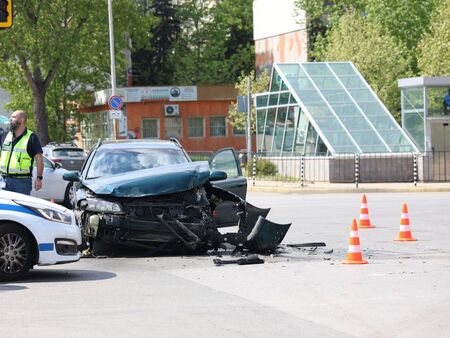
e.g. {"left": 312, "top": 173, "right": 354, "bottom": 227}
{"left": 246, "top": 76, "right": 252, "bottom": 160}
{"left": 108, "top": 0, "right": 118, "bottom": 139}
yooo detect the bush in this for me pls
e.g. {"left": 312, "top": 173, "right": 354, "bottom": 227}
{"left": 246, "top": 159, "right": 278, "bottom": 177}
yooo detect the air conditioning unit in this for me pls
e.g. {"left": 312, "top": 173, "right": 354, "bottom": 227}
{"left": 164, "top": 104, "right": 180, "bottom": 116}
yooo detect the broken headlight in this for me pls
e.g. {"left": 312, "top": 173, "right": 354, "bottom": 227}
{"left": 85, "top": 198, "right": 122, "bottom": 213}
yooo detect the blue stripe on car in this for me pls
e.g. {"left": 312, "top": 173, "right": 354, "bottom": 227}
{"left": 38, "top": 243, "right": 54, "bottom": 251}
{"left": 0, "top": 203, "right": 39, "bottom": 216}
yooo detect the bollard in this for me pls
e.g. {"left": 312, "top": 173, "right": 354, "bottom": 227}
{"left": 252, "top": 153, "right": 256, "bottom": 187}
{"left": 354, "top": 153, "right": 359, "bottom": 189}
{"left": 300, "top": 155, "right": 304, "bottom": 188}
{"left": 413, "top": 153, "right": 418, "bottom": 187}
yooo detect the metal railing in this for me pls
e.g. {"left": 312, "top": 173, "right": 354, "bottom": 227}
{"left": 187, "top": 150, "right": 450, "bottom": 184}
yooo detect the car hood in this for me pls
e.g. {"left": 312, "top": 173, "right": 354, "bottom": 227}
{"left": 83, "top": 161, "right": 211, "bottom": 197}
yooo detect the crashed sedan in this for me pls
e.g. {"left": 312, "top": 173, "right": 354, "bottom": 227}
{"left": 64, "top": 139, "right": 290, "bottom": 255}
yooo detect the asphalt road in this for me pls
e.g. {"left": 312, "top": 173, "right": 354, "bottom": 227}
{"left": 1, "top": 191, "right": 450, "bottom": 337}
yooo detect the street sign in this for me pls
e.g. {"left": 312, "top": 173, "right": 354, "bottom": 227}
{"left": 108, "top": 95, "right": 123, "bottom": 110}
{"left": 109, "top": 110, "right": 123, "bottom": 120}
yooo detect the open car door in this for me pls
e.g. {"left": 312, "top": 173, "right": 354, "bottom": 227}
{"left": 209, "top": 148, "right": 247, "bottom": 227}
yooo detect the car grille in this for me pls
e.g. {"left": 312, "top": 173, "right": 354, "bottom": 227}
{"left": 60, "top": 159, "right": 85, "bottom": 171}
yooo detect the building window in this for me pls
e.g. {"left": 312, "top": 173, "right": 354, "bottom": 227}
{"left": 142, "top": 118, "right": 160, "bottom": 138}
{"left": 210, "top": 116, "right": 226, "bottom": 136}
{"left": 187, "top": 117, "right": 204, "bottom": 137}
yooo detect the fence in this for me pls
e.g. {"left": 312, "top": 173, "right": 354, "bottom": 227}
{"left": 187, "top": 150, "right": 450, "bottom": 183}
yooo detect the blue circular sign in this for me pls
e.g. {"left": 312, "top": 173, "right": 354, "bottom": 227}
{"left": 108, "top": 95, "right": 123, "bottom": 110}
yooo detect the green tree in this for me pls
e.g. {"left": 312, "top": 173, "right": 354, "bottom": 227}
{"left": 417, "top": 0, "right": 450, "bottom": 76}
{"left": 227, "top": 70, "right": 270, "bottom": 132}
{"left": 0, "top": 0, "right": 153, "bottom": 144}
{"left": 132, "top": 0, "right": 181, "bottom": 86}
{"left": 323, "top": 12, "right": 412, "bottom": 121}
{"left": 169, "top": 0, "right": 254, "bottom": 85}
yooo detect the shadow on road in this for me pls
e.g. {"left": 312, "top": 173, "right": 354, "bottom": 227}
{"left": 0, "top": 284, "right": 28, "bottom": 291}
{"left": 2, "top": 269, "right": 116, "bottom": 285}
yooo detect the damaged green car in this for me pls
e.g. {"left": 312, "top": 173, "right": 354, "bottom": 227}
{"left": 63, "top": 139, "right": 291, "bottom": 254}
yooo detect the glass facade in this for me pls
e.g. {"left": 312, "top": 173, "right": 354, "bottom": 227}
{"left": 255, "top": 62, "right": 418, "bottom": 155}
{"left": 400, "top": 78, "right": 450, "bottom": 152}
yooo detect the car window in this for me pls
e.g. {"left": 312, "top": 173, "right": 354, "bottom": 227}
{"left": 53, "top": 148, "right": 86, "bottom": 157}
{"left": 86, "top": 148, "right": 189, "bottom": 179}
{"left": 210, "top": 149, "right": 239, "bottom": 178}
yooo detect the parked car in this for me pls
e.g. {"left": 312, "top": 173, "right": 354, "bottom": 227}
{"left": 0, "top": 190, "right": 81, "bottom": 281}
{"left": 43, "top": 142, "right": 87, "bottom": 171}
{"left": 31, "top": 156, "right": 72, "bottom": 207}
{"left": 63, "top": 139, "right": 291, "bottom": 255}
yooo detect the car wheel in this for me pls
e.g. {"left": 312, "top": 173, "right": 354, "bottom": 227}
{"left": 0, "top": 223, "right": 35, "bottom": 282}
{"left": 63, "top": 183, "right": 73, "bottom": 209}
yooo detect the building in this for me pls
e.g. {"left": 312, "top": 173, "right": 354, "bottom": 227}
{"left": 399, "top": 76, "right": 450, "bottom": 152}
{"left": 253, "top": 0, "right": 307, "bottom": 73}
{"left": 254, "top": 62, "right": 419, "bottom": 155}
{"left": 79, "top": 85, "right": 245, "bottom": 152}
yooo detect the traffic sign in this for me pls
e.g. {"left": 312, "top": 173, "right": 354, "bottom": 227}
{"left": 109, "top": 110, "right": 123, "bottom": 120}
{"left": 108, "top": 95, "right": 124, "bottom": 110}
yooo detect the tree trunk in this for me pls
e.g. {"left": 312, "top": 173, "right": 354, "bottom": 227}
{"left": 33, "top": 86, "right": 50, "bottom": 146}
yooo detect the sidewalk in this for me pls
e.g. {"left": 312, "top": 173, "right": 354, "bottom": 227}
{"left": 247, "top": 179, "right": 450, "bottom": 193}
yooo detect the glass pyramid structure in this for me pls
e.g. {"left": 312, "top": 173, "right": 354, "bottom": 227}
{"left": 254, "top": 62, "right": 419, "bottom": 155}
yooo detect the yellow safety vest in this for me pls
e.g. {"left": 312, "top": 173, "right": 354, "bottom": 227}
{"left": 0, "top": 130, "right": 34, "bottom": 177}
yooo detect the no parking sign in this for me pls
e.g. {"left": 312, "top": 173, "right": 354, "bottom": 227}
{"left": 108, "top": 95, "right": 124, "bottom": 110}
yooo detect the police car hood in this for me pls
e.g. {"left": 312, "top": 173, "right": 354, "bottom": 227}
{"left": 0, "top": 189, "right": 70, "bottom": 213}
{"left": 83, "top": 161, "right": 211, "bottom": 198}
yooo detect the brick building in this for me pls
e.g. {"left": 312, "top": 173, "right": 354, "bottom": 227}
{"left": 79, "top": 85, "right": 247, "bottom": 152}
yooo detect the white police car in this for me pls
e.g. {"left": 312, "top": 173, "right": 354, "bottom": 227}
{"left": 0, "top": 190, "right": 81, "bottom": 281}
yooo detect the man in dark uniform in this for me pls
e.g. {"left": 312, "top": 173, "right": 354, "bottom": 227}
{"left": 0, "top": 110, "right": 44, "bottom": 195}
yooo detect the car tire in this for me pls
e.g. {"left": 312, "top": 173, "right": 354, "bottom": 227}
{"left": 63, "top": 183, "right": 73, "bottom": 209}
{"left": 0, "top": 223, "right": 35, "bottom": 282}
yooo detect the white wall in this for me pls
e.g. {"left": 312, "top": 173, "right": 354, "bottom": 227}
{"left": 253, "top": 0, "right": 306, "bottom": 40}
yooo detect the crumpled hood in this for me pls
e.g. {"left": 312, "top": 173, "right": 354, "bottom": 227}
{"left": 83, "top": 161, "right": 211, "bottom": 197}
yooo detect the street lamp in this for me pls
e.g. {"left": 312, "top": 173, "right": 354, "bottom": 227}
{"left": 108, "top": 0, "right": 118, "bottom": 139}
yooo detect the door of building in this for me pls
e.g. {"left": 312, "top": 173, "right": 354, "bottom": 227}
{"left": 430, "top": 121, "right": 450, "bottom": 180}
{"left": 164, "top": 117, "right": 182, "bottom": 139}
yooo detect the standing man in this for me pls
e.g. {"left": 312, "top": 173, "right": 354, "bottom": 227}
{"left": 0, "top": 110, "right": 44, "bottom": 195}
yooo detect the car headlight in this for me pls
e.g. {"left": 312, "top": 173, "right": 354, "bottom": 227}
{"left": 14, "top": 200, "right": 72, "bottom": 224}
{"left": 86, "top": 198, "right": 122, "bottom": 213}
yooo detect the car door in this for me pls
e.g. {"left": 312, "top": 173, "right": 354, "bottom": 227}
{"left": 31, "top": 157, "right": 68, "bottom": 202}
{"left": 209, "top": 148, "right": 247, "bottom": 227}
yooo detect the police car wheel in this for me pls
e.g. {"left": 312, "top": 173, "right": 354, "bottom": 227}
{"left": 0, "top": 223, "right": 35, "bottom": 281}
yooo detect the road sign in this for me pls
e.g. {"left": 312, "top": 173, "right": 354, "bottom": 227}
{"left": 109, "top": 110, "right": 123, "bottom": 120}
{"left": 108, "top": 95, "right": 123, "bottom": 110}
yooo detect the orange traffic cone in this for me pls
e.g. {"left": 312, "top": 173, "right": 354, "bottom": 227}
{"left": 359, "top": 194, "right": 375, "bottom": 228}
{"left": 342, "top": 218, "right": 368, "bottom": 264}
{"left": 395, "top": 203, "right": 417, "bottom": 242}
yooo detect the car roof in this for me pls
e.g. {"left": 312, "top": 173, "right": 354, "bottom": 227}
{"left": 98, "top": 139, "right": 182, "bottom": 150}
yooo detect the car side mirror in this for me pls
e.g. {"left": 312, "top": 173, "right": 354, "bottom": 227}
{"left": 54, "top": 162, "right": 63, "bottom": 169}
{"left": 63, "top": 171, "right": 81, "bottom": 182}
{"left": 209, "top": 170, "right": 227, "bottom": 182}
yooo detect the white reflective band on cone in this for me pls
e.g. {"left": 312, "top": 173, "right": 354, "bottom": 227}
{"left": 361, "top": 203, "right": 368, "bottom": 208}
{"left": 360, "top": 214, "right": 369, "bottom": 220}
{"left": 348, "top": 245, "right": 361, "bottom": 253}
{"left": 401, "top": 213, "right": 409, "bottom": 219}
{"left": 350, "top": 231, "right": 359, "bottom": 237}
{"left": 399, "top": 225, "right": 411, "bottom": 231}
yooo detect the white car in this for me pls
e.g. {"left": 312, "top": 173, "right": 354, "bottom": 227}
{"left": 0, "top": 157, "right": 72, "bottom": 207}
{"left": 0, "top": 190, "right": 81, "bottom": 281}
{"left": 31, "top": 156, "right": 72, "bottom": 207}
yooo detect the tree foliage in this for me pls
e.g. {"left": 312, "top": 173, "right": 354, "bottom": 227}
{"left": 322, "top": 12, "right": 412, "bottom": 121}
{"left": 227, "top": 70, "right": 270, "bottom": 132}
{"left": 417, "top": 0, "right": 450, "bottom": 76}
{"left": 0, "top": 0, "right": 153, "bottom": 143}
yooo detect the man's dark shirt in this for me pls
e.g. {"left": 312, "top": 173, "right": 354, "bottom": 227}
{"left": 0, "top": 128, "right": 43, "bottom": 163}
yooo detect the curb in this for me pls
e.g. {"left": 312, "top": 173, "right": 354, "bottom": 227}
{"left": 247, "top": 185, "right": 450, "bottom": 194}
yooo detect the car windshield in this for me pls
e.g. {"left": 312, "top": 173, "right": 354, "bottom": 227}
{"left": 53, "top": 148, "right": 86, "bottom": 158}
{"left": 86, "top": 147, "right": 189, "bottom": 178}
